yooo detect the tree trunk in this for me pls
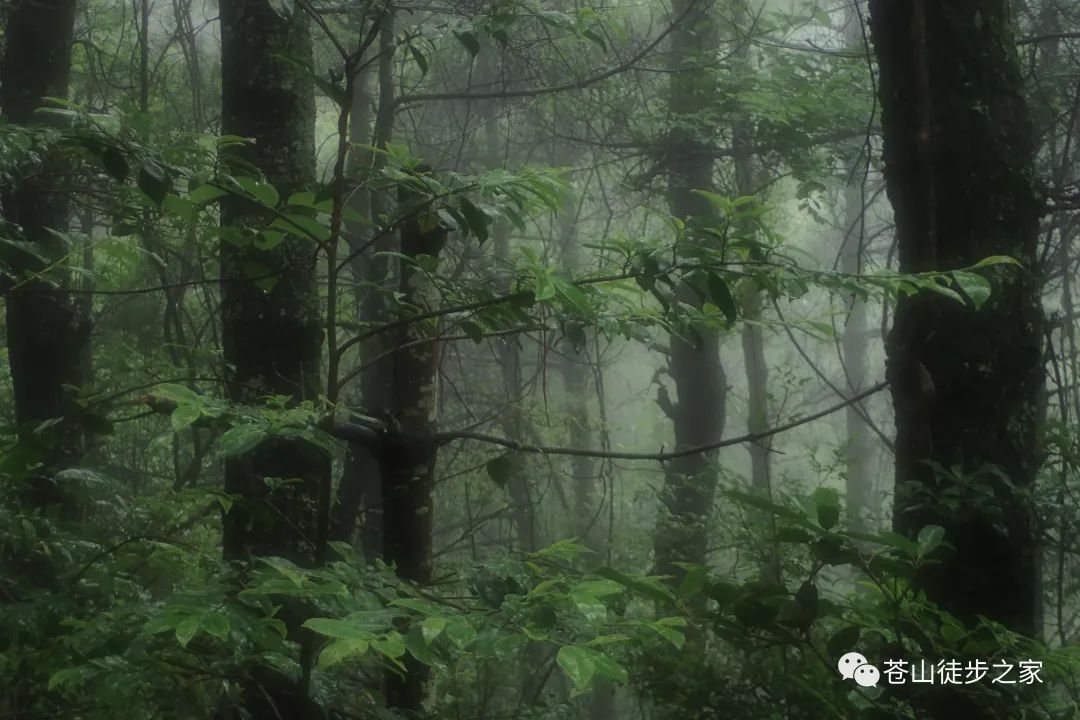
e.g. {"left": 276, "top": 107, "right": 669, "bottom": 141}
{"left": 840, "top": 184, "right": 873, "bottom": 530}
{"left": 870, "top": 0, "right": 1044, "bottom": 641}
{"left": 381, "top": 178, "right": 446, "bottom": 712}
{"left": 840, "top": 2, "right": 874, "bottom": 533}
{"left": 1, "top": 0, "right": 88, "bottom": 499}
{"left": 729, "top": 2, "right": 777, "bottom": 581}
{"left": 654, "top": 0, "right": 726, "bottom": 578}
{"left": 332, "top": 28, "right": 386, "bottom": 559}
{"left": 219, "top": 0, "right": 328, "bottom": 565}
{"left": 480, "top": 43, "right": 535, "bottom": 554}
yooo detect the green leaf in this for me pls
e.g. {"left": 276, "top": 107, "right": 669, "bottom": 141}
{"left": 593, "top": 652, "right": 628, "bottom": 684}
{"left": 102, "top": 146, "right": 129, "bottom": 181}
{"left": 812, "top": 487, "right": 841, "bottom": 530}
{"left": 923, "top": 279, "right": 965, "bottom": 304}
{"left": 460, "top": 320, "right": 485, "bottom": 343}
{"left": 175, "top": 617, "right": 199, "bottom": 648}
{"left": 304, "top": 618, "right": 373, "bottom": 640}
{"left": 138, "top": 160, "right": 170, "bottom": 205}
{"left": 952, "top": 271, "right": 991, "bottom": 309}
{"left": 255, "top": 229, "right": 285, "bottom": 250}
{"left": 408, "top": 43, "right": 429, "bottom": 77}
{"left": 595, "top": 567, "right": 672, "bottom": 604}
{"left": 775, "top": 526, "right": 814, "bottom": 543}
{"left": 287, "top": 191, "right": 316, "bottom": 207}
{"left": 650, "top": 623, "right": 685, "bottom": 648}
{"left": 972, "top": 255, "right": 1020, "bottom": 268}
{"left": 390, "top": 598, "right": 445, "bottom": 616}
{"left": 534, "top": 272, "right": 556, "bottom": 301}
{"left": 582, "top": 28, "right": 607, "bottom": 51}
{"left": 677, "top": 564, "right": 708, "bottom": 597}
{"left": 241, "top": 259, "right": 279, "bottom": 292}
{"left": 372, "top": 634, "right": 406, "bottom": 660}
{"left": 917, "top": 524, "right": 946, "bottom": 558}
{"left": 49, "top": 667, "right": 90, "bottom": 691}
{"left": 444, "top": 621, "right": 475, "bottom": 649}
{"left": 572, "top": 592, "right": 608, "bottom": 623}
{"left": 154, "top": 383, "right": 200, "bottom": 405}
{"left": 200, "top": 613, "right": 230, "bottom": 641}
{"left": 533, "top": 537, "right": 593, "bottom": 561}
{"left": 170, "top": 403, "right": 201, "bottom": 431}
{"left": 162, "top": 195, "right": 195, "bottom": 221}
{"left": 454, "top": 30, "right": 480, "bottom": 58}
{"left": 421, "top": 616, "right": 446, "bottom": 644}
{"left": 319, "top": 638, "right": 368, "bottom": 667}
{"left": 556, "top": 645, "right": 597, "bottom": 690}
{"left": 188, "top": 183, "right": 228, "bottom": 205}
{"left": 485, "top": 455, "right": 515, "bottom": 487}
{"left": 236, "top": 177, "right": 279, "bottom": 208}
{"left": 794, "top": 581, "right": 818, "bottom": 622}
{"left": 272, "top": 213, "right": 330, "bottom": 242}
{"left": 586, "top": 634, "right": 631, "bottom": 647}
{"left": 215, "top": 425, "right": 267, "bottom": 458}
{"left": 816, "top": 504, "right": 840, "bottom": 530}
{"left": 405, "top": 625, "right": 441, "bottom": 666}
{"left": 263, "top": 556, "right": 306, "bottom": 586}
{"left": 707, "top": 273, "right": 737, "bottom": 327}
{"left": 458, "top": 197, "right": 490, "bottom": 242}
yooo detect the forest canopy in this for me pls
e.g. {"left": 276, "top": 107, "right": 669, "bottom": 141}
{"left": 1, "top": 0, "right": 1078, "bottom": 719}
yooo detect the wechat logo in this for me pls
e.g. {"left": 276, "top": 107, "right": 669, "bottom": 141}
{"left": 838, "top": 651, "right": 880, "bottom": 688}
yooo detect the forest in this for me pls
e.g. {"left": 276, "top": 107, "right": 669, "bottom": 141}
{"left": 0, "top": 0, "right": 1077, "bottom": 718}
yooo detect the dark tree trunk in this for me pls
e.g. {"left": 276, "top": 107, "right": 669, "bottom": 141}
{"left": 870, "top": 0, "right": 1044, "bottom": 642}
{"left": 218, "top": 0, "right": 329, "bottom": 567}
{"left": 332, "top": 14, "right": 395, "bottom": 560}
{"left": 1, "top": 0, "right": 88, "bottom": 495}
{"left": 217, "top": 5, "right": 329, "bottom": 718}
{"left": 653, "top": 0, "right": 726, "bottom": 578}
{"left": 382, "top": 180, "right": 446, "bottom": 712}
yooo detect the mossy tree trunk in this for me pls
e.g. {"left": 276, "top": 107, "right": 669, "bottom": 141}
{"left": 1, "top": 0, "right": 88, "bottom": 498}
{"left": 219, "top": 0, "right": 329, "bottom": 566}
{"left": 870, "top": 0, "right": 1044, "bottom": 639}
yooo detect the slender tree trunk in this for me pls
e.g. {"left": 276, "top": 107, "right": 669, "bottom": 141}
{"left": 332, "top": 32, "right": 385, "bottom": 557}
{"left": 729, "top": 0, "right": 777, "bottom": 582}
{"left": 1, "top": 0, "right": 87, "bottom": 500}
{"left": 559, "top": 195, "right": 617, "bottom": 720}
{"left": 870, "top": 0, "right": 1044, "bottom": 645}
{"left": 839, "top": 1, "right": 874, "bottom": 533}
{"left": 654, "top": 0, "right": 726, "bottom": 579}
{"left": 381, "top": 177, "right": 446, "bottom": 712}
{"left": 480, "top": 43, "right": 535, "bottom": 554}
{"left": 218, "top": 0, "right": 329, "bottom": 564}
{"left": 840, "top": 184, "right": 873, "bottom": 530}
{"left": 334, "top": 13, "right": 397, "bottom": 561}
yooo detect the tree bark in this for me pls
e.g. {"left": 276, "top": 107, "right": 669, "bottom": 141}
{"left": 219, "top": 0, "right": 329, "bottom": 565}
{"left": 729, "top": 0, "right": 778, "bottom": 581}
{"left": 333, "top": 13, "right": 396, "bottom": 560}
{"left": 654, "top": 0, "right": 727, "bottom": 578}
{"left": 1, "top": 0, "right": 88, "bottom": 498}
{"left": 381, "top": 178, "right": 446, "bottom": 712}
{"left": 870, "top": 0, "right": 1044, "bottom": 642}
{"left": 480, "top": 42, "right": 535, "bottom": 554}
